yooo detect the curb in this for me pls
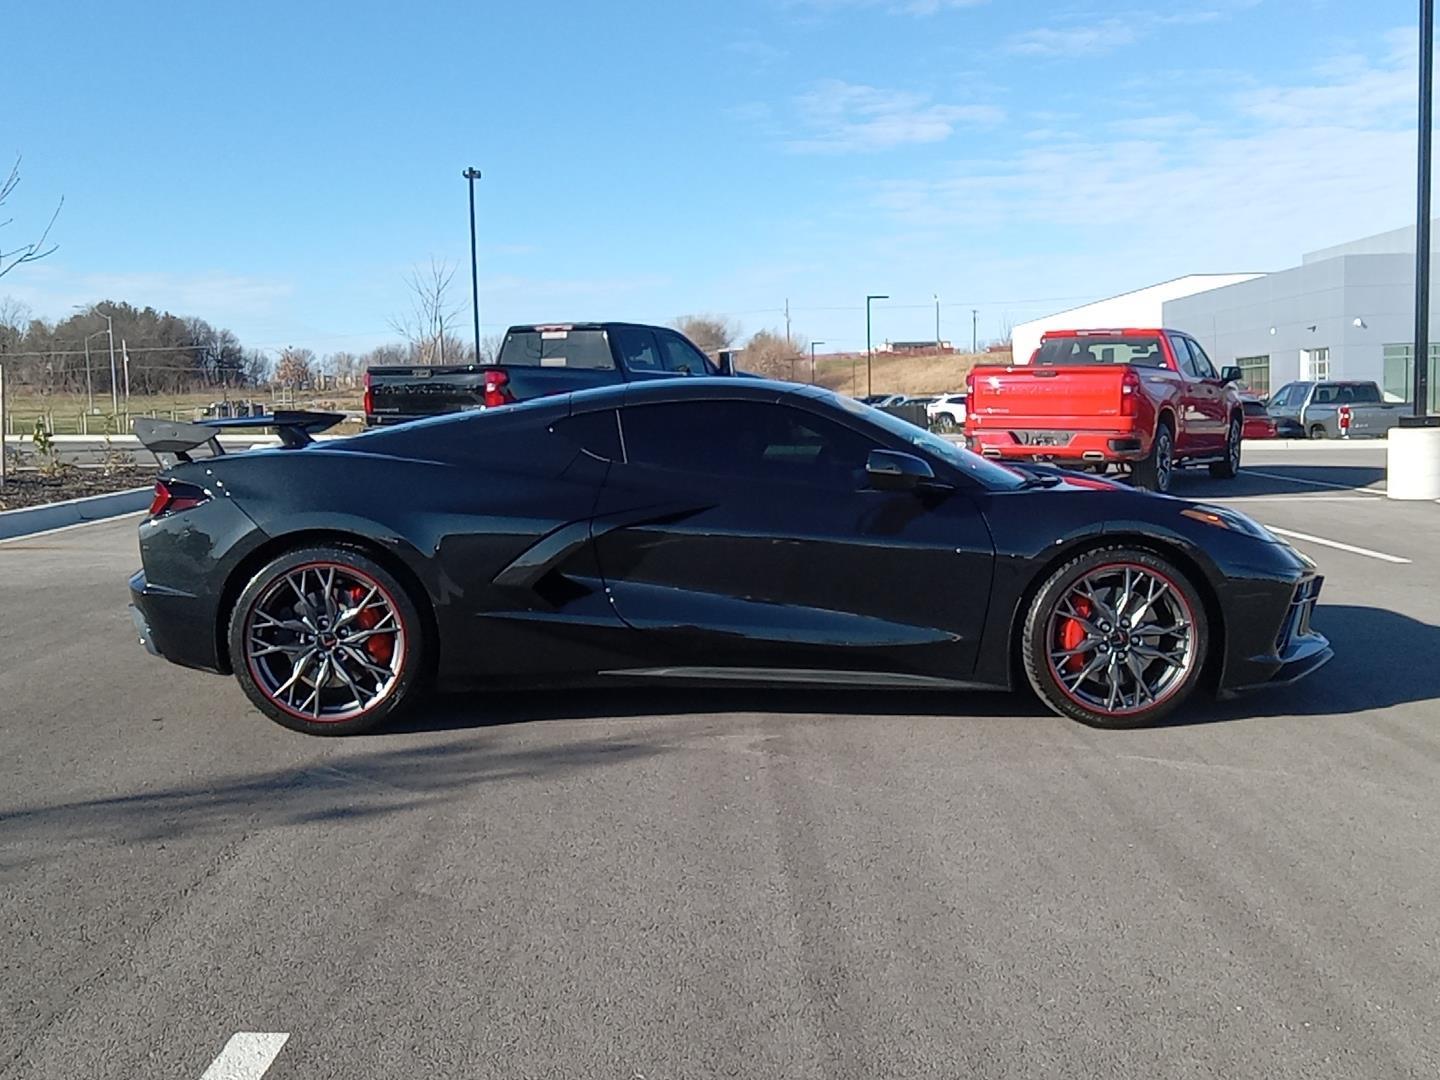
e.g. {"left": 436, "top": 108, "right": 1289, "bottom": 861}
{"left": 0, "top": 487, "right": 151, "bottom": 542}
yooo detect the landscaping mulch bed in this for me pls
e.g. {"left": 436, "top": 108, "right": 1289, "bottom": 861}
{"left": 0, "top": 468, "right": 158, "bottom": 512}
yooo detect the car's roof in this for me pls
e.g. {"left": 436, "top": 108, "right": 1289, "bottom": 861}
{"left": 506, "top": 321, "right": 672, "bottom": 333}
{"left": 563, "top": 376, "right": 819, "bottom": 414}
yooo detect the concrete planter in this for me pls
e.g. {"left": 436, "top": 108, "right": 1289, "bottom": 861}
{"left": 0, "top": 486, "right": 151, "bottom": 541}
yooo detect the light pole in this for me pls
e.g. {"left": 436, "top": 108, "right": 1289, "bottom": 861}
{"left": 934, "top": 294, "right": 941, "bottom": 347}
{"left": 865, "top": 294, "right": 888, "bottom": 398}
{"left": 97, "top": 307, "right": 118, "bottom": 414}
{"left": 463, "top": 167, "right": 482, "bottom": 363}
{"left": 810, "top": 340, "right": 825, "bottom": 384}
{"left": 83, "top": 329, "right": 106, "bottom": 414}
{"left": 972, "top": 309, "right": 979, "bottom": 353}
{"left": 1410, "top": 0, "right": 1434, "bottom": 421}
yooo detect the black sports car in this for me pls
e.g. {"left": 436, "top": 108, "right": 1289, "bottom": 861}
{"left": 129, "top": 379, "right": 1331, "bottom": 735}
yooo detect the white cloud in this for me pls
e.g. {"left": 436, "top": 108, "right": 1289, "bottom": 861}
{"left": 867, "top": 30, "right": 1417, "bottom": 273}
{"left": 1007, "top": 5, "right": 1247, "bottom": 57}
{"left": 789, "top": 0, "right": 988, "bottom": 15}
{"left": 785, "top": 79, "right": 1003, "bottom": 154}
{"left": 3, "top": 266, "right": 294, "bottom": 327}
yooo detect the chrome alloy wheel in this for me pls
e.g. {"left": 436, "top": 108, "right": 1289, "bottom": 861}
{"left": 244, "top": 562, "right": 407, "bottom": 722}
{"left": 1045, "top": 563, "right": 1197, "bottom": 718}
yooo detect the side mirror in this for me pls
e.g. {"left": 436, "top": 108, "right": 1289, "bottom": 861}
{"left": 1220, "top": 366, "right": 1243, "bottom": 385}
{"left": 716, "top": 350, "right": 738, "bottom": 376}
{"left": 866, "top": 449, "right": 936, "bottom": 492}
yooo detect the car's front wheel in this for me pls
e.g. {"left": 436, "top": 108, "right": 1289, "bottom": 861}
{"left": 228, "top": 545, "right": 426, "bottom": 735}
{"left": 1209, "top": 415, "right": 1242, "bottom": 478}
{"left": 1022, "top": 547, "right": 1209, "bottom": 728}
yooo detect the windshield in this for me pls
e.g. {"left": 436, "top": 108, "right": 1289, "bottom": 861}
{"left": 496, "top": 328, "right": 614, "bottom": 369}
{"left": 829, "top": 393, "right": 1026, "bottom": 490}
{"left": 1035, "top": 336, "right": 1165, "bottom": 368}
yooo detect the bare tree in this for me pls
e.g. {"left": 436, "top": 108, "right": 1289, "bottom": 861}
{"left": 672, "top": 314, "right": 739, "bottom": 354}
{"left": 742, "top": 328, "right": 807, "bottom": 381}
{"left": 273, "top": 346, "right": 315, "bottom": 388}
{"left": 390, "top": 258, "right": 465, "bottom": 366}
{"left": 0, "top": 157, "right": 63, "bottom": 279}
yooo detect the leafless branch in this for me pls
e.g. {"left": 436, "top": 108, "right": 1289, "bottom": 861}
{"left": 0, "top": 156, "right": 63, "bottom": 279}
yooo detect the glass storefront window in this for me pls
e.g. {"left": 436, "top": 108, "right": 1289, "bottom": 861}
{"left": 1382, "top": 344, "right": 1440, "bottom": 412}
{"left": 1235, "top": 355, "right": 1270, "bottom": 397}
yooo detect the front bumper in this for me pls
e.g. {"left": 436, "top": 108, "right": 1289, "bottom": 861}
{"left": 1218, "top": 574, "right": 1333, "bottom": 697}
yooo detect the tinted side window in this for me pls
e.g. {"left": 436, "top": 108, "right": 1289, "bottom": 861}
{"left": 1167, "top": 334, "right": 1200, "bottom": 378}
{"left": 656, "top": 331, "right": 713, "bottom": 375}
{"left": 611, "top": 327, "right": 663, "bottom": 372}
{"left": 1350, "top": 383, "right": 1382, "bottom": 403}
{"left": 1313, "top": 385, "right": 1339, "bottom": 404}
{"left": 1186, "top": 339, "right": 1218, "bottom": 379}
{"left": 620, "top": 401, "right": 875, "bottom": 490}
{"left": 1270, "top": 383, "right": 1298, "bottom": 407}
{"left": 551, "top": 409, "right": 622, "bottom": 461}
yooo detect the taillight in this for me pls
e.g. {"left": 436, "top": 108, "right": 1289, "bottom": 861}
{"left": 1120, "top": 367, "right": 1142, "bottom": 417}
{"left": 1338, "top": 404, "right": 1352, "bottom": 434}
{"left": 483, "top": 368, "right": 515, "bottom": 408}
{"left": 148, "top": 479, "right": 210, "bottom": 519}
{"left": 362, "top": 369, "right": 373, "bottom": 416}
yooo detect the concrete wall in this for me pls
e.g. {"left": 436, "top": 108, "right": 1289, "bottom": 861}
{"left": 1165, "top": 253, "right": 1435, "bottom": 393}
{"left": 1011, "top": 274, "right": 1264, "bottom": 365}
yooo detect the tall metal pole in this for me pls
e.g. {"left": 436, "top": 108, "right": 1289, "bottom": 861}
{"left": 810, "top": 340, "right": 825, "bottom": 384}
{"left": 865, "top": 294, "right": 887, "bottom": 398}
{"left": 83, "top": 334, "right": 96, "bottom": 413}
{"left": 464, "top": 167, "right": 482, "bottom": 363}
{"left": 1414, "top": 0, "right": 1435, "bottom": 419}
{"left": 972, "top": 309, "right": 979, "bottom": 353}
{"left": 934, "top": 294, "right": 940, "bottom": 347}
{"left": 102, "top": 312, "right": 118, "bottom": 415}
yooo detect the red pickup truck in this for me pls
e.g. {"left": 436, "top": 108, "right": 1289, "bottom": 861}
{"left": 963, "top": 328, "right": 1245, "bottom": 493}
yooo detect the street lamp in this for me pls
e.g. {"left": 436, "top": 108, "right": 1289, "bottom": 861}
{"left": 809, "top": 340, "right": 825, "bottom": 384}
{"left": 82, "top": 329, "right": 105, "bottom": 414}
{"left": 463, "top": 167, "right": 482, "bottom": 363}
{"left": 865, "top": 294, "right": 888, "bottom": 398}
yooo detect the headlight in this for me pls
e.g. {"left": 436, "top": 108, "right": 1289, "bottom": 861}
{"left": 1180, "top": 504, "right": 1278, "bottom": 542}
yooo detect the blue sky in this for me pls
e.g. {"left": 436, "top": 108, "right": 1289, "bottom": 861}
{"left": 2, "top": 0, "right": 1425, "bottom": 356}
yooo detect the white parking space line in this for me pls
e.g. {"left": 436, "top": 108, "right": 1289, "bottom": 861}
{"left": 1214, "top": 495, "right": 1385, "bottom": 503}
{"left": 1244, "top": 469, "right": 1386, "bottom": 495}
{"left": 198, "top": 1033, "right": 289, "bottom": 1080}
{"left": 1265, "top": 526, "right": 1411, "bottom": 565}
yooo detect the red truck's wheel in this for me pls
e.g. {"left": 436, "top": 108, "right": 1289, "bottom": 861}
{"left": 1209, "top": 416, "right": 1242, "bottom": 479}
{"left": 1132, "top": 422, "right": 1174, "bottom": 493}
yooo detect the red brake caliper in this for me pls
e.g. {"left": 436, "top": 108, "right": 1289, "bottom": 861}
{"left": 346, "top": 586, "right": 394, "bottom": 664}
{"left": 1059, "top": 596, "right": 1092, "bottom": 673}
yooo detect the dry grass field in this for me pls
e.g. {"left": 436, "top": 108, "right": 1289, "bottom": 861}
{"left": 2, "top": 388, "right": 364, "bottom": 436}
{"left": 807, "top": 350, "right": 1004, "bottom": 397}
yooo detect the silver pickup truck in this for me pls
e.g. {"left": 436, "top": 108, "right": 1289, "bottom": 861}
{"left": 1265, "top": 380, "right": 1406, "bottom": 439}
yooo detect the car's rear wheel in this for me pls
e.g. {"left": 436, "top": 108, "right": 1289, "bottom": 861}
{"left": 1209, "top": 415, "right": 1243, "bottom": 478}
{"left": 1022, "top": 548, "right": 1208, "bottom": 729}
{"left": 1309, "top": 423, "right": 1328, "bottom": 440}
{"left": 1132, "top": 421, "right": 1174, "bottom": 493}
{"left": 228, "top": 545, "right": 425, "bottom": 735}
{"left": 932, "top": 413, "right": 956, "bottom": 432}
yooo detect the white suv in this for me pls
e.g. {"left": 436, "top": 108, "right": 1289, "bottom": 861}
{"left": 926, "top": 393, "right": 967, "bottom": 431}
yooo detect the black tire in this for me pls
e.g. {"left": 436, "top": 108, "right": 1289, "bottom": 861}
{"left": 228, "top": 544, "right": 426, "bottom": 736}
{"left": 1132, "top": 420, "right": 1174, "bottom": 493}
{"left": 1022, "top": 547, "right": 1209, "bottom": 729}
{"left": 1309, "top": 423, "right": 1328, "bottom": 440}
{"left": 1209, "top": 415, "right": 1243, "bottom": 479}
{"left": 932, "top": 413, "right": 957, "bottom": 432}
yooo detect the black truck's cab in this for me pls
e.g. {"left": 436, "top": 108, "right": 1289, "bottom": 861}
{"left": 364, "top": 321, "right": 736, "bottom": 426}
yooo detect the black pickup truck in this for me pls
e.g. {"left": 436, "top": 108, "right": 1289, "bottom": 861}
{"left": 363, "top": 321, "right": 737, "bottom": 426}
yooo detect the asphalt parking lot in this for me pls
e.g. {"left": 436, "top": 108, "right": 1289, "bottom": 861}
{"left": 2, "top": 442, "right": 1438, "bottom": 1080}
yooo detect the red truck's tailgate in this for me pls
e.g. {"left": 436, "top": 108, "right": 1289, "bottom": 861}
{"left": 967, "top": 365, "right": 1130, "bottom": 427}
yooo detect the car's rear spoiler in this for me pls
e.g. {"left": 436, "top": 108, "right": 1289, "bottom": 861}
{"left": 132, "top": 411, "right": 347, "bottom": 462}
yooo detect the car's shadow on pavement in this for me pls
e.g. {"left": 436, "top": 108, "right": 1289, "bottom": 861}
{"left": 1199, "top": 605, "right": 1440, "bottom": 722}
{"left": 1167, "top": 462, "right": 1386, "bottom": 497}
{"left": 382, "top": 686, "right": 1040, "bottom": 735}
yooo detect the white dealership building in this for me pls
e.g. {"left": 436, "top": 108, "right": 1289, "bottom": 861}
{"left": 1014, "top": 223, "right": 1440, "bottom": 412}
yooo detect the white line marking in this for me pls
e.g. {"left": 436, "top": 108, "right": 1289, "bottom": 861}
{"left": 1265, "top": 526, "right": 1411, "bottom": 564}
{"left": 0, "top": 510, "right": 146, "bottom": 546}
{"left": 1244, "top": 469, "right": 1386, "bottom": 495}
{"left": 1213, "top": 495, "right": 1385, "bottom": 503}
{"left": 199, "top": 1032, "right": 289, "bottom": 1080}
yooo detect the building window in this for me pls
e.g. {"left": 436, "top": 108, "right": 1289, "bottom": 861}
{"left": 1301, "top": 347, "right": 1330, "bottom": 381}
{"left": 1235, "top": 355, "right": 1270, "bottom": 397}
{"left": 1382, "top": 344, "right": 1440, "bottom": 412}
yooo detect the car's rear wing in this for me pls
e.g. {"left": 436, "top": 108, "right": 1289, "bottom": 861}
{"left": 132, "top": 411, "right": 347, "bottom": 462}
